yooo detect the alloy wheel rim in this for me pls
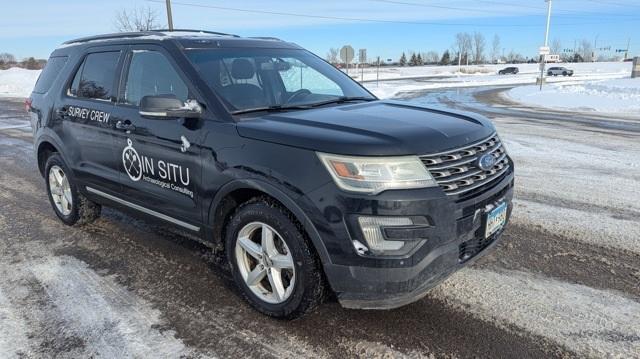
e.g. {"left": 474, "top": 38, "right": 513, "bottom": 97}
{"left": 49, "top": 165, "right": 72, "bottom": 216}
{"left": 234, "top": 222, "right": 296, "bottom": 304}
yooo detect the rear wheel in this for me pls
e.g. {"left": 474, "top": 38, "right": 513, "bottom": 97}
{"left": 45, "top": 153, "right": 101, "bottom": 226}
{"left": 225, "top": 198, "right": 326, "bottom": 318}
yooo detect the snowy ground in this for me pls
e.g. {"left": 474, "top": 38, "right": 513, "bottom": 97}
{"left": 0, "top": 68, "right": 41, "bottom": 98}
{"left": 362, "top": 62, "right": 632, "bottom": 99}
{"left": 505, "top": 77, "right": 640, "bottom": 114}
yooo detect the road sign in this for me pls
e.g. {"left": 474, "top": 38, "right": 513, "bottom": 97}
{"left": 358, "top": 49, "right": 367, "bottom": 64}
{"left": 340, "top": 45, "right": 354, "bottom": 64}
{"left": 539, "top": 46, "right": 550, "bottom": 55}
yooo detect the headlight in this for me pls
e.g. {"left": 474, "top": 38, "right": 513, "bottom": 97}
{"left": 317, "top": 153, "right": 437, "bottom": 194}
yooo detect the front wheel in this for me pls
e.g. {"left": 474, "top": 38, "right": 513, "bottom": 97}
{"left": 562, "top": 71, "right": 568, "bottom": 76}
{"left": 225, "top": 198, "right": 326, "bottom": 318}
{"left": 45, "top": 153, "right": 101, "bottom": 226}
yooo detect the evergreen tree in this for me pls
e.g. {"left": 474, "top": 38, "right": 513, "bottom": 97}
{"left": 440, "top": 50, "right": 450, "bottom": 65}
{"left": 416, "top": 53, "right": 423, "bottom": 66}
{"left": 409, "top": 53, "right": 418, "bottom": 66}
{"left": 399, "top": 52, "right": 407, "bottom": 66}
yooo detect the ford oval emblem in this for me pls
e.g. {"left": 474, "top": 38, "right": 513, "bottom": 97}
{"left": 478, "top": 154, "right": 497, "bottom": 171}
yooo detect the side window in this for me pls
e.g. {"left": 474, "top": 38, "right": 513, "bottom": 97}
{"left": 123, "top": 50, "right": 189, "bottom": 106}
{"left": 69, "top": 51, "right": 120, "bottom": 101}
{"left": 278, "top": 58, "right": 342, "bottom": 96}
{"left": 33, "top": 56, "right": 68, "bottom": 94}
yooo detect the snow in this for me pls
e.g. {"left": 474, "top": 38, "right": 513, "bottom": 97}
{"left": 362, "top": 62, "right": 632, "bottom": 98}
{"left": 434, "top": 268, "right": 640, "bottom": 358}
{"left": 505, "top": 77, "right": 640, "bottom": 114}
{"left": 0, "top": 68, "right": 41, "bottom": 98}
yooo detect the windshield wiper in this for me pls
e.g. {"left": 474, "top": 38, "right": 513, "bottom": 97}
{"left": 308, "top": 96, "right": 376, "bottom": 108}
{"left": 231, "top": 104, "right": 312, "bottom": 115}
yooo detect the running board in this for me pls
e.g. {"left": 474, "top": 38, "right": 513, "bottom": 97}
{"left": 85, "top": 186, "right": 200, "bottom": 232}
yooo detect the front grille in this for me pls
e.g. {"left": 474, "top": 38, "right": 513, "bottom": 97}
{"left": 419, "top": 134, "right": 510, "bottom": 196}
{"left": 458, "top": 230, "right": 500, "bottom": 262}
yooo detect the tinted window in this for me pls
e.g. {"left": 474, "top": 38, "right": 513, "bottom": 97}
{"left": 33, "top": 56, "right": 68, "bottom": 94}
{"left": 69, "top": 51, "right": 120, "bottom": 100}
{"left": 123, "top": 51, "right": 188, "bottom": 106}
{"left": 187, "top": 48, "right": 374, "bottom": 112}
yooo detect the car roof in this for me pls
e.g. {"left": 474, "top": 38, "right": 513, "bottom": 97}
{"left": 53, "top": 29, "right": 302, "bottom": 55}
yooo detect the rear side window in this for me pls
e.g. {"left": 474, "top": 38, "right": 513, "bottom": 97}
{"left": 123, "top": 50, "right": 188, "bottom": 106}
{"left": 69, "top": 51, "right": 120, "bottom": 101}
{"left": 33, "top": 56, "right": 68, "bottom": 94}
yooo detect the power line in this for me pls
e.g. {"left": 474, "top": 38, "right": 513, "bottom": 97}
{"left": 146, "top": 0, "right": 640, "bottom": 28}
{"left": 368, "top": 0, "right": 640, "bottom": 19}
{"left": 582, "top": 0, "right": 640, "bottom": 9}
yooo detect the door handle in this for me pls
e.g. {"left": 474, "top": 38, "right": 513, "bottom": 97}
{"left": 115, "top": 120, "right": 136, "bottom": 132}
{"left": 55, "top": 107, "right": 68, "bottom": 118}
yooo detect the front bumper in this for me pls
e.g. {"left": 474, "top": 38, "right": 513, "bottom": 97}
{"left": 305, "top": 165, "right": 514, "bottom": 310}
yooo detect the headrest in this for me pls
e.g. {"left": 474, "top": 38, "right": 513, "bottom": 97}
{"left": 231, "top": 58, "right": 255, "bottom": 80}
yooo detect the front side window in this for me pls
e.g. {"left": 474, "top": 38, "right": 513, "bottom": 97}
{"left": 186, "top": 48, "right": 374, "bottom": 113}
{"left": 123, "top": 50, "right": 188, "bottom": 106}
{"left": 69, "top": 51, "right": 120, "bottom": 100}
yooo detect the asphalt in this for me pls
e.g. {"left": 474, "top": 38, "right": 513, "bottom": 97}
{"left": 1, "top": 92, "right": 639, "bottom": 358}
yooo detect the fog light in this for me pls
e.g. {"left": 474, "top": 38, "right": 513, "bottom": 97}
{"left": 357, "top": 216, "right": 414, "bottom": 254}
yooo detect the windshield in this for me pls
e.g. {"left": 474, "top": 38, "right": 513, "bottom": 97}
{"left": 185, "top": 48, "right": 375, "bottom": 113}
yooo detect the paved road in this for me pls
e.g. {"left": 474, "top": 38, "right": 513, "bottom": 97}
{"left": 1, "top": 92, "right": 639, "bottom": 358}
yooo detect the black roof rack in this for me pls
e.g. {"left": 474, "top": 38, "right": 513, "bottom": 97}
{"left": 152, "top": 29, "right": 240, "bottom": 37}
{"left": 62, "top": 29, "right": 240, "bottom": 45}
{"left": 248, "top": 36, "right": 282, "bottom": 41}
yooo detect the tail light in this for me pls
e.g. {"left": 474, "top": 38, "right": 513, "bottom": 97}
{"left": 24, "top": 98, "right": 32, "bottom": 113}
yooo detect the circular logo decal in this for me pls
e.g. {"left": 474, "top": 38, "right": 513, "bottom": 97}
{"left": 122, "top": 138, "right": 142, "bottom": 181}
{"left": 478, "top": 153, "right": 497, "bottom": 171}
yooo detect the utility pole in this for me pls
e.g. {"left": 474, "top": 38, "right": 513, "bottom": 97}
{"left": 165, "top": 0, "right": 174, "bottom": 31}
{"left": 539, "top": 0, "right": 552, "bottom": 91}
{"left": 625, "top": 38, "right": 630, "bottom": 60}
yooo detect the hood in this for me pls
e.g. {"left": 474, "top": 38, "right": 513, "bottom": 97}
{"left": 235, "top": 100, "right": 496, "bottom": 156}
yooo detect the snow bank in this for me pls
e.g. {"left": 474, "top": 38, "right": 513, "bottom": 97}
{"left": 0, "top": 68, "right": 40, "bottom": 98}
{"left": 364, "top": 62, "right": 632, "bottom": 98}
{"left": 505, "top": 77, "right": 640, "bottom": 114}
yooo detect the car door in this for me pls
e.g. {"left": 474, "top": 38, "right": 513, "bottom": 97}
{"left": 111, "top": 45, "right": 205, "bottom": 228}
{"left": 54, "top": 47, "right": 124, "bottom": 192}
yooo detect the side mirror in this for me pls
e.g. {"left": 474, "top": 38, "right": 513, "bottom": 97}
{"left": 139, "top": 95, "right": 202, "bottom": 119}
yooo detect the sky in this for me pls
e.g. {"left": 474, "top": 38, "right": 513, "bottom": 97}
{"left": 0, "top": 0, "right": 638, "bottom": 61}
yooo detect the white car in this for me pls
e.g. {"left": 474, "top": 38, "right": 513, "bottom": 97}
{"left": 547, "top": 67, "right": 573, "bottom": 76}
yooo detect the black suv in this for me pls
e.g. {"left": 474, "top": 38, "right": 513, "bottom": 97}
{"left": 28, "top": 30, "right": 514, "bottom": 318}
{"left": 498, "top": 67, "right": 519, "bottom": 75}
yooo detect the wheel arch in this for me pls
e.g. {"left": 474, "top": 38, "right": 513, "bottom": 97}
{"left": 207, "top": 179, "right": 331, "bottom": 266}
{"left": 36, "top": 137, "right": 63, "bottom": 177}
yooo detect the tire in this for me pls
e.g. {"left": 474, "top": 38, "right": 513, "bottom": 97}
{"left": 562, "top": 71, "right": 567, "bottom": 76}
{"left": 547, "top": 72, "right": 553, "bottom": 76}
{"left": 225, "top": 198, "right": 326, "bottom": 319}
{"left": 498, "top": 71, "right": 504, "bottom": 75}
{"left": 45, "top": 153, "right": 101, "bottom": 226}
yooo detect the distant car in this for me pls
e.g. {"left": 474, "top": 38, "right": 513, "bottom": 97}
{"left": 498, "top": 67, "right": 519, "bottom": 75}
{"left": 547, "top": 67, "right": 573, "bottom": 76}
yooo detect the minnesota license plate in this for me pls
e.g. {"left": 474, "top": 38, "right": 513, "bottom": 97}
{"left": 485, "top": 202, "right": 507, "bottom": 238}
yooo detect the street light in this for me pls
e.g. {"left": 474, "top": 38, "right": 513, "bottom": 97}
{"left": 539, "top": 0, "right": 553, "bottom": 90}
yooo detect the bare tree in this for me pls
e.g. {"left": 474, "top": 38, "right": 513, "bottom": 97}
{"left": 326, "top": 48, "right": 339, "bottom": 64}
{"left": 0, "top": 53, "right": 16, "bottom": 63}
{"left": 472, "top": 32, "right": 486, "bottom": 64}
{"left": 454, "top": 32, "right": 472, "bottom": 67}
{"left": 114, "top": 6, "right": 164, "bottom": 32}
{"left": 491, "top": 35, "right": 500, "bottom": 63}
{"left": 423, "top": 51, "right": 439, "bottom": 64}
{"left": 578, "top": 39, "right": 593, "bottom": 62}
{"left": 551, "top": 39, "right": 562, "bottom": 55}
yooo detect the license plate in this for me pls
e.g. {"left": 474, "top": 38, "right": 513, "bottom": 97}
{"left": 485, "top": 202, "right": 507, "bottom": 238}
